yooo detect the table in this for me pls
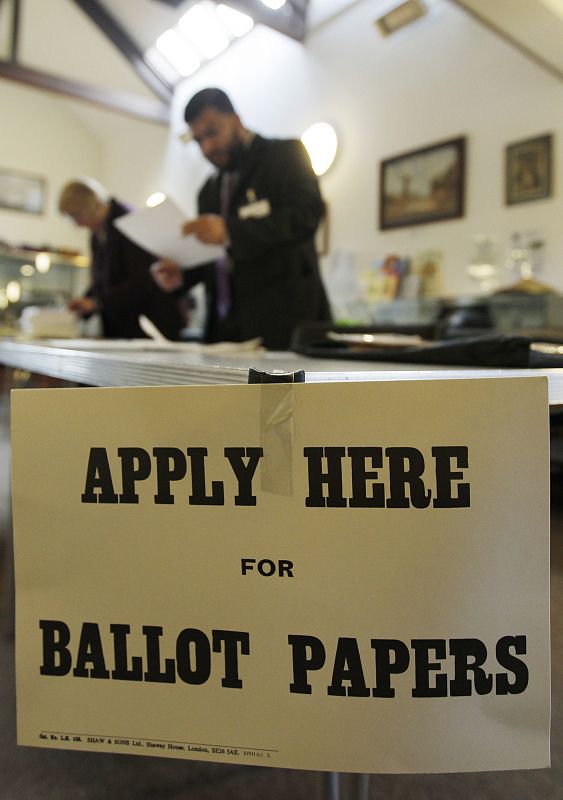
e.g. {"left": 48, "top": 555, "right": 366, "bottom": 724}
{"left": 1, "top": 339, "right": 563, "bottom": 405}
{"left": 1, "top": 338, "right": 560, "bottom": 800}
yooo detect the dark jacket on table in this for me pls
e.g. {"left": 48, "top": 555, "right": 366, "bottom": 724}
{"left": 89, "top": 198, "right": 185, "bottom": 339}
{"left": 181, "top": 135, "right": 332, "bottom": 350}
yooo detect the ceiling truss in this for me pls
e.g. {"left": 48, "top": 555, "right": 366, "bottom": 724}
{"left": 0, "top": 58, "right": 171, "bottom": 123}
{"left": 0, "top": 0, "right": 312, "bottom": 124}
{"left": 0, "top": 0, "right": 171, "bottom": 124}
{"left": 71, "top": 0, "right": 174, "bottom": 102}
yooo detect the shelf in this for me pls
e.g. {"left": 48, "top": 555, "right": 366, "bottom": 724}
{"left": 0, "top": 246, "right": 89, "bottom": 268}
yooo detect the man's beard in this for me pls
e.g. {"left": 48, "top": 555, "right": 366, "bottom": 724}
{"left": 224, "top": 137, "right": 246, "bottom": 171}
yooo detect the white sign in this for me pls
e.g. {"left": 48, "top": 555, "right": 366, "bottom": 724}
{"left": 11, "top": 379, "right": 551, "bottom": 773}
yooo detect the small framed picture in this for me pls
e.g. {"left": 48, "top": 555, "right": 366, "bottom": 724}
{"left": 0, "top": 168, "right": 46, "bottom": 214}
{"left": 379, "top": 137, "right": 465, "bottom": 230}
{"left": 505, "top": 134, "right": 553, "bottom": 205}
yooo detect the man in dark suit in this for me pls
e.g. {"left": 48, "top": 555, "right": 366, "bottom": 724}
{"left": 59, "top": 179, "right": 186, "bottom": 340}
{"left": 153, "top": 88, "right": 331, "bottom": 350}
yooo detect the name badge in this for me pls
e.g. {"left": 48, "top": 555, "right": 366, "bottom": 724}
{"left": 238, "top": 199, "right": 271, "bottom": 219}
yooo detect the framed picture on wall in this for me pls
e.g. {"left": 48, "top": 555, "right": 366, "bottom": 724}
{"left": 379, "top": 137, "right": 465, "bottom": 230}
{"left": 0, "top": 169, "right": 46, "bottom": 214}
{"left": 505, "top": 133, "right": 553, "bottom": 205}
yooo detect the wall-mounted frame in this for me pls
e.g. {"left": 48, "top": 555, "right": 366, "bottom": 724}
{"left": 379, "top": 136, "right": 465, "bottom": 230}
{"left": 505, "top": 134, "right": 553, "bottom": 205}
{"left": 0, "top": 169, "right": 46, "bottom": 214}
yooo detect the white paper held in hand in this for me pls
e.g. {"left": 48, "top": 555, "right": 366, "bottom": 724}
{"left": 114, "top": 198, "right": 224, "bottom": 267}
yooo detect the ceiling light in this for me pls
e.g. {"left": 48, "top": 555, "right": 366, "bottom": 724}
{"left": 35, "top": 252, "right": 51, "bottom": 273}
{"left": 179, "top": 1, "right": 230, "bottom": 60}
{"left": 156, "top": 29, "right": 200, "bottom": 76}
{"left": 0, "top": 290, "right": 7, "bottom": 311}
{"left": 260, "top": 0, "right": 287, "bottom": 9}
{"left": 301, "top": 123, "right": 338, "bottom": 176}
{"left": 144, "top": 45, "right": 182, "bottom": 83}
{"left": 146, "top": 192, "right": 166, "bottom": 207}
{"left": 6, "top": 280, "right": 21, "bottom": 303}
{"left": 20, "top": 264, "right": 35, "bottom": 277}
{"left": 217, "top": 4, "right": 254, "bottom": 37}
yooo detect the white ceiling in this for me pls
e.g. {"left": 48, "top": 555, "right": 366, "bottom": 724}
{"left": 97, "top": 0, "right": 197, "bottom": 52}
{"left": 96, "top": 0, "right": 360, "bottom": 50}
{"left": 451, "top": 0, "right": 563, "bottom": 80}
{"left": 17, "top": 0, "right": 155, "bottom": 98}
{"left": 1, "top": 0, "right": 561, "bottom": 124}
{"left": 3, "top": 0, "right": 354, "bottom": 104}
{"left": 92, "top": 0, "right": 563, "bottom": 87}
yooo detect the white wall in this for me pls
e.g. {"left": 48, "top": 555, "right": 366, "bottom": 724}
{"left": 163, "top": 0, "right": 563, "bottom": 298}
{"left": 0, "top": 80, "right": 102, "bottom": 253}
{"left": 65, "top": 104, "right": 171, "bottom": 210}
{"left": 0, "top": 79, "right": 172, "bottom": 256}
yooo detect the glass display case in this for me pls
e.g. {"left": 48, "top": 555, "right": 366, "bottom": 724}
{"left": 0, "top": 247, "right": 90, "bottom": 334}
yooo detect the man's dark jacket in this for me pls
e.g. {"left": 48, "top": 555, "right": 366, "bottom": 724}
{"left": 89, "top": 198, "right": 185, "bottom": 339}
{"left": 182, "top": 135, "right": 332, "bottom": 350}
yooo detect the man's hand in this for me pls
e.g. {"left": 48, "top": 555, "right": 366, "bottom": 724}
{"left": 182, "top": 214, "right": 227, "bottom": 245}
{"left": 67, "top": 297, "right": 97, "bottom": 316}
{"left": 150, "top": 259, "right": 183, "bottom": 292}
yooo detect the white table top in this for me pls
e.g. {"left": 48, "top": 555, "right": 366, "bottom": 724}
{"left": 1, "top": 338, "right": 563, "bottom": 406}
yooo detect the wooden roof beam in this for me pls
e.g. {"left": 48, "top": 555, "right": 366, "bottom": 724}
{"left": 71, "top": 0, "right": 174, "bottom": 103}
{"left": 0, "top": 59, "right": 170, "bottom": 124}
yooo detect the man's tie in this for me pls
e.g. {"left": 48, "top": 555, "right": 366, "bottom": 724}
{"left": 216, "top": 171, "right": 237, "bottom": 320}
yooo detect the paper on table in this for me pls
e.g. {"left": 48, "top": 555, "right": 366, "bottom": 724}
{"left": 113, "top": 197, "right": 224, "bottom": 267}
{"left": 138, "top": 313, "right": 169, "bottom": 342}
{"left": 40, "top": 337, "right": 264, "bottom": 353}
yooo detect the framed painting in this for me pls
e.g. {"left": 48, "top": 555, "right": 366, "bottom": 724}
{"left": 505, "top": 134, "right": 553, "bottom": 205}
{"left": 379, "top": 137, "right": 465, "bottom": 230}
{"left": 0, "top": 169, "right": 46, "bottom": 214}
